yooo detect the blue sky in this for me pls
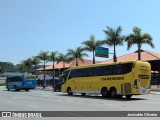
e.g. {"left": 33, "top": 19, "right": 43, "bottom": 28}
{"left": 0, "top": 0, "right": 160, "bottom": 65}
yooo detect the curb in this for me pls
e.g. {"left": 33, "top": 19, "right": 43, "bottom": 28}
{"left": 150, "top": 91, "right": 160, "bottom": 95}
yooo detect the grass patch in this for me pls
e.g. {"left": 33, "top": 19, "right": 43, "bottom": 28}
{"left": 0, "top": 83, "right": 5, "bottom": 86}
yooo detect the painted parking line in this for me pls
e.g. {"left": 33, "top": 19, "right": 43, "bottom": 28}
{"left": 27, "top": 105, "right": 39, "bottom": 108}
{"left": 104, "top": 103, "right": 122, "bottom": 107}
{"left": 7, "top": 101, "right": 14, "bottom": 104}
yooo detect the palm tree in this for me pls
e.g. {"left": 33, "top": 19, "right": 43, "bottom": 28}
{"left": 49, "top": 51, "right": 58, "bottom": 88}
{"left": 125, "top": 27, "right": 155, "bottom": 60}
{"left": 37, "top": 51, "right": 49, "bottom": 88}
{"left": 82, "top": 35, "right": 104, "bottom": 64}
{"left": 103, "top": 26, "right": 125, "bottom": 62}
{"left": 31, "top": 56, "right": 41, "bottom": 77}
{"left": 56, "top": 53, "right": 69, "bottom": 73}
{"left": 21, "top": 58, "right": 32, "bottom": 73}
{"left": 67, "top": 47, "right": 88, "bottom": 66}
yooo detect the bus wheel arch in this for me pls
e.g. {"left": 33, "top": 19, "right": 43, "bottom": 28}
{"left": 101, "top": 87, "right": 109, "bottom": 98}
{"left": 67, "top": 87, "right": 73, "bottom": 95}
{"left": 109, "top": 87, "right": 117, "bottom": 98}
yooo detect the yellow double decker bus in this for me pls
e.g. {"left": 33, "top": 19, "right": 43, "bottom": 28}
{"left": 61, "top": 61, "right": 151, "bottom": 98}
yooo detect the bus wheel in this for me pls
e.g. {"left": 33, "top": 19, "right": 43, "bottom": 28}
{"left": 117, "top": 95, "right": 123, "bottom": 98}
{"left": 101, "top": 87, "right": 109, "bottom": 98}
{"left": 25, "top": 89, "right": 29, "bottom": 91}
{"left": 109, "top": 87, "right": 117, "bottom": 98}
{"left": 7, "top": 86, "right": 10, "bottom": 91}
{"left": 125, "top": 95, "right": 132, "bottom": 99}
{"left": 67, "top": 87, "right": 73, "bottom": 96}
{"left": 81, "top": 93, "right": 86, "bottom": 96}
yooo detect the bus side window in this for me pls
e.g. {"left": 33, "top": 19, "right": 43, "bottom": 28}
{"left": 116, "top": 65, "right": 122, "bottom": 75}
{"left": 84, "top": 68, "right": 92, "bottom": 77}
{"left": 77, "top": 69, "right": 83, "bottom": 77}
{"left": 103, "top": 66, "right": 109, "bottom": 75}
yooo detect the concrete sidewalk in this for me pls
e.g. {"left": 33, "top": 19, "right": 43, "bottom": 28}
{"left": 0, "top": 86, "right": 5, "bottom": 90}
{"left": 150, "top": 85, "right": 160, "bottom": 91}
{"left": 150, "top": 91, "right": 160, "bottom": 95}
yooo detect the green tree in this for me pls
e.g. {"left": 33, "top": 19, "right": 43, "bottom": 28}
{"left": 16, "top": 64, "right": 25, "bottom": 73}
{"left": 49, "top": 51, "right": 58, "bottom": 88}
{"left": 125, "top": 27, "right": 155, "bottom": 60}
{"left": 82, "top": 35, "right": 104, "bottom": 64}
{"left": 67, "top": 47, "right": 88, "bottom": 66}
{"left": 31, "top": 56, "right": 41, "bottom": 77}
{"left": 37, "top": 51, "right": 49, "bottom": 88}
{"left": 21, "top": 58, "right": 32, "bottom": 73}
{"left": 103, "top": 26, "right": 125, "bottom": 62}
{"left": 0, "top": 65, "right": 5, "bottom": 73}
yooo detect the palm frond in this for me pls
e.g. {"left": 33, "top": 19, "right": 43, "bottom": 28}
{"left": 126, "top": 27, "right": 155, "bottom": 51}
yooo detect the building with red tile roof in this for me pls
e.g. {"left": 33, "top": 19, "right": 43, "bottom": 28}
{"left": 100, "top": 50, "right": 160, "bottom": 85}
{"left": 36, "top": 50, "right": 160, "bottom": 86}
{"left": 36, "top": 62, "right": 70, "bottom": 71}
{"left": 100, "top": 50, "right": 160, "bottom": 72}
{"left": 100, "top": 50, "right": 160, "bottom": 64}
{"left": 36, "top": 59, "right": 101, "bottom": 71}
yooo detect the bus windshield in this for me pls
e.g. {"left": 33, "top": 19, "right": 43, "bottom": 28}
{"left": 24, "top": 75, "right": 36, "bottom": 80}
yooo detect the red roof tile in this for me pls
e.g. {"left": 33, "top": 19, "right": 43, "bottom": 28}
{"left": 36, "top": 59, "right": 101, "bottom": 71}
{"left": 36, "top": 62, "right": 70, "bottom": 71}
{"left": 100, "top": 50, "right": 160, "bottom": 64}
{"left": 69, "top": 59, "right": 100, "bottom": 67}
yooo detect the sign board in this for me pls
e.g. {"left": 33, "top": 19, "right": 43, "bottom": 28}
{"left": 95, "top": 47, "right": 109, "bottom": 58}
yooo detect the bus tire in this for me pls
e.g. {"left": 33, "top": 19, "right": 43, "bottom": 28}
{"left": 109, "top": 87, "right": 117, "bottom": 98}
{"left": 81, "top": 93, "right": 86, "bottom": 96}
{"left": 7, "top": 86, "right": 10, "bottom": 91}
{"left": 125, "top": 95, "right": 132, "bottom": 99}
{"left": 67, "top": 87, "right": 73, "bottom": 95}
{"left": 117, "top": 95, "right": 123, "bottom": 98}
{"left": 25, "top": 89, "right": 29, "bottom": 91}
{"left": 101, "top": 87, "right": 109, "bottom": 98}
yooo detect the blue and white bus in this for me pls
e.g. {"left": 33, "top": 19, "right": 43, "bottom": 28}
{"left": 6, "top": 74, "right": 36, "bottom": 91}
